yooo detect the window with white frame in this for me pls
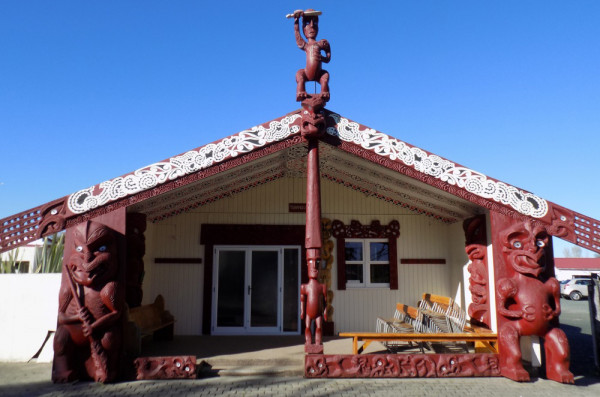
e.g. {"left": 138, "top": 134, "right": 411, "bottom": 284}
{"left": 344, "top": 239, "right": 390, "bottom": 287}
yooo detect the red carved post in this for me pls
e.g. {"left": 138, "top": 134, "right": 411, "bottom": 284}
{"left": 463, "top": 215, "right": 491, "bottom": 328}
{"left": 52, "top": 209, "right": 126, "bottom": 383}
{"left": 490, "top": 212, "right": 574, "bottom": 383}
{"left": 291, "top": 8, "right": 329, "bottom": 354}
{"left": 301, "top": 135, "right": 328, "bottom": 353}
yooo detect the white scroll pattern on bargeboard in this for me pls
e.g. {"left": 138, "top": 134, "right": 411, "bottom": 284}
{"left": 326, "top": 113, "right": 548, "bottom": 218}
{"left": 67, "top": 115, "right": 301, "bottom": 214}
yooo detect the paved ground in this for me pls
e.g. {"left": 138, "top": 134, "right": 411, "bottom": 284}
{"left": 1, "top": 362, "right": 599, "bottom": 397}
{"left": 0, "top": 298, "right": 598, "bottom": 396}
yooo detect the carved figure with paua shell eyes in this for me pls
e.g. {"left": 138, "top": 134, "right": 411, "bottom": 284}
{"left": 52, "top": 221, "right": 123, "bottom": 383}
{"left": 496, "top": 220, "right": 573, "bottom": 384}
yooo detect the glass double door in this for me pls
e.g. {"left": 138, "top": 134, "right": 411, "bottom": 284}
{"left": 212, "top": 246, "right": 300, "bottom": 334}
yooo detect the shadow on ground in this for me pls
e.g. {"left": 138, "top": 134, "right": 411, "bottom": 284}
{"left": 140, "top": 335, "right": 307, "bottom": 359}
{"left": 560, "top": 323, "right": 599, "bottom": 385}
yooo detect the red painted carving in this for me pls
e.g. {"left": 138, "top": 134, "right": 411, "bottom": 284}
{"left": 305, "top": 354, "right": 500, "bottom": 378}
{"left": 492, "top": 213, "right": 574, "bottom": 383}
{"left": 52, "top": 221, "right": 124, "bottom": 383}
{"left": 300, "top": 96, "right": 327, "bottom": 138}
{"left": 126, "top": 213, "right": 146, "bottom": 308}
{"left": 332, "top": 219, "right": 400, "bottom": 239}
{"left": 301, "top": 262, "right": 328, "bottom": 353}
{"left": 291, "top": 9, "right": 330, "bottom": 102}
{"left": 546, "top": 204, "right": 575, "bottom": 239}
{"left": 320, "top": 218, "right": 335, "bottom": 333}
{"left": 37, "top": 199, "right": 67, "bottom": 238}
{"left": 134, "top": 356, "right": 196, "bottom": 380}
{"left": 302, "top": 136, "right": 327, "bottom": 353}
{"left": 546, "top": 202, "right": 600, "bottom": 253}
{"left": 331, "top": 219, "right": 400, "bottom": 290}
{"left": 0, "top": 197, "right": 68, "bottom": 254}
{"left": 463, "top": 215, "right": 491, "bottom": 328}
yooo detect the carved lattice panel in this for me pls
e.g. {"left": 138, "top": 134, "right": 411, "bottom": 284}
{"left": 0, "top": 198, "right": 67, "bottom": 254}
{"left": 573, "top": 212, "right": 600, "bottom": 253}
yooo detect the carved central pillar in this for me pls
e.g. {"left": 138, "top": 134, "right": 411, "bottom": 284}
{"left": 306, "top": 137, "right": 322, "bottom": 265}
{"left": 290, "top": 8, "right": 330, "bottom": 354}
{"left": 300, "top": 96, "right": 328, "bottom": 354}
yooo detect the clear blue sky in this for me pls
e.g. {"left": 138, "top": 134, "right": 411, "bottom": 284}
{"left": 1, "top": 1, "right": 599, "bottom": 256}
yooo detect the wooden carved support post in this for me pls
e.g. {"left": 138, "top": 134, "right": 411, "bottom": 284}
{"left": 490, "top": 211, "right": 574, "bottom": 383}
{"left": 292, "top": 8, "right": 330, "bottom": 354}
{"left": 52, "top": 208, "right": 127, "bottom": 383}
{"left": 463, "top": 215, "right": 491, "bottom": 328}
{"left": 300, "top": 97, "right": 328, "bottom": 354}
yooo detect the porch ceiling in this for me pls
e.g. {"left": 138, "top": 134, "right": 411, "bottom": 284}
{"left": 130, "top": 141, "right": 483, "bottom": 223}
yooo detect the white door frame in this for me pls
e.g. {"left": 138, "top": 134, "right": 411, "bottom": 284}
{"left": 211, "top": 245, "right": 300, "bottom": 335}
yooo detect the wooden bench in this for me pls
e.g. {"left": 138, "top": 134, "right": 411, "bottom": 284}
{"left": 377, "top": 303, "right": 430, "bottom": 352}
{"left": 419, "top": 293, "right": 466, "bottom": 333}
{"left": 339, "top": 330, "right": 498, "bottom": 355}
{"left": 463, "top": 324, "right": 498, "bottom": 353}
{"left": 128, "top": 295, "right": 175, "bottom": 341}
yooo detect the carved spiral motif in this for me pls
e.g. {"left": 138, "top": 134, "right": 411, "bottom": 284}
{"left": 68, "top": 115, "right": 301, "bottom": 214}
{"left": 326, "top": 114, "right": 548, "bottom": 218}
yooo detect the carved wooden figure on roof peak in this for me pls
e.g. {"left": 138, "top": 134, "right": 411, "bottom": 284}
{"left": 289, "top": 9, "right": 331, "bottom": 103}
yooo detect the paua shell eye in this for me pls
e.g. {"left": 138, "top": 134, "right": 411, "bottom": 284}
{"left": 98, "top": 246, "right": 107, "bottom": 252}
{"left": 76, "top": 246, "right": 83, "bottom": 252}
{"left": 513, "top": 241, "right": 522, "bottom": 249}
{"left": 536, "top": 240, "right": 545, "bottom": 248}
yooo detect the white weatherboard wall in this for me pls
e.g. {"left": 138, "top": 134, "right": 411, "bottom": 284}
{"left": 0, "top": 274, "right": 61, "bottom": 362}
{"left": 144, "top": 176, "right": 473, "bottom": 335}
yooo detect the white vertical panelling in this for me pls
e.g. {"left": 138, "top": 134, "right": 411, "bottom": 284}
{"left": 146, "top": 262, "right": 204, "bottom": 335}
{"left": 143, "top": 178, "right": 306, "bottom": 335}
{"left": 143, "top": 176, "right": 477, "bottom": 335}
{"left": 321, "top": 178, "right": 467, "bottom": 333}
{"left": 486, "top": 213, "right": 498, "bottom": 332}
{"left": 447, "top": 222, "right": 469, "bottom": 308}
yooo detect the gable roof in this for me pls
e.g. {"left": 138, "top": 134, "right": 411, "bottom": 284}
{"left": 2, "top": 109, "right": 599, "bottom": 255}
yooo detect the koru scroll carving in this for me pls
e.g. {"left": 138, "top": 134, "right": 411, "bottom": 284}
{"left": 53, "top": 221, "right": 124, "bottom": 383}
{"left": 496, "top": 220, "right": 573, "bottom": 383}
{"left": 305, "top": 354, "right": 500, "bottom": 378}
{"left": 134, "top": 356, "right": 196, "bottom": 380}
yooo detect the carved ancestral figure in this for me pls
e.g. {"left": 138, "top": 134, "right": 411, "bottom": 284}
{"left": 301, "top": 257, "right": 328, "bottom": 350}
{"left": 291, "top": 9, "right": 331, "bottom": 101}
{"left": 53, "top": 221, "right": 123, "bottom": 383}
{"left": 300, "top": 103, "right": 326, "bottom": 138}
{"left": 496, "top": 220, "right": 573, "bottom": 383}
